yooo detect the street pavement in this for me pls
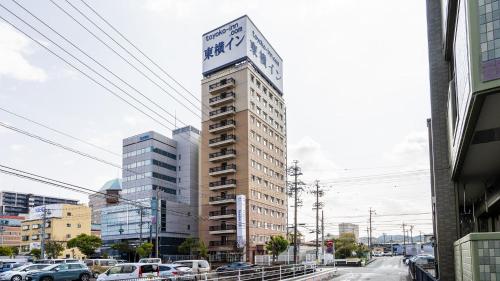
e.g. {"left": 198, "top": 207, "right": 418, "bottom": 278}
{"left": 332, "top": 256, "right": 411, "bottom": 281}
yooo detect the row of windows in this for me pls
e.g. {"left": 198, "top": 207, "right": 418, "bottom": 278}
{"left": 121, "top": 184, "right": 177, "bottom": 195}
{"left": 250, "top": 115, "right": 285, "bottom": 144}
{"left": 250, "top": 204, "right": 286, "bottom": 219}
{"left": 251, "top": 190, "right": 285, "bottom": 206}
{"left": 24, "top": 233, "right": 72, "bottom": 241}
{"left": 250, "top": 102, "right": 284, "bottom": 133}
{"left": 123, "top": 172, "right": 176, "bottom": 183}
{"left": 251, "top": 175, "right": 285, "bottom": 193}
{"left": 251, "top": 234, "right": 284, "bottom": 244}
{"left": 124, "top": 159, "right": 176, "bottom": 171}
{"left": 251, "top": 160, "right": 285, "bottom": 181}
{"left": 123, "top": 146, "right": 177, "bottom": 160}
{"left": 250, "top": 89, "right": 285, "bottom": 122}
{"left": 250, "top": 74, "right": 284, "bottom": 110}
{"left": 250, "top": 145, "right": 285, "bottom": 169}
{"left": 250, "top": 130, "right": 285, "bottom": 158}
{"left": 250, "top": 220, "right": 286, "bottom": 231}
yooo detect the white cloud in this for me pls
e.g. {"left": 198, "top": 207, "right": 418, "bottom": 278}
{"left": 0, "top": 23, "right": 47, "bottom": 82}
{"left": 9, "top": 144, "right": 24, "bottom": 152}
{"left": 386, "top": 131, "right": 429, "bottom": 169}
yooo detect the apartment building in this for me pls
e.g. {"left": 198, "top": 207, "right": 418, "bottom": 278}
{"left": 426, "top": 0, "right": 500, "bottom": 279}
{"left": 200, "top": 16, "right": 287, "bottom": 263}
{"left": 339, "top": 223, "right": 360, "bottom": 242}
{"left": 0, "top": 191, "right": 78, "bottom": 216}
{"left": 0, "top": 215, "right": 24, "bottom": 248}
{"left": 100, "top": 127, "right": 199, "bottom": 257}
{"left": 20, "top": 204, "right": 91, "bottom": 259}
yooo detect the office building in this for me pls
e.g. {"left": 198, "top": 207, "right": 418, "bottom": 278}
{"left": 200, "top": 16, "right": 287, "bottom": 263}
{"left": 88, "top": 178, "right": 122, "bottom": 225}
{"left": 0, "top": 191, "right": 78, "bottom": 216}
{"left": 100, "top": 126, "right": 199, "bottom": 257}
{"left": 0, "top": 215, "right": 25, "bottom": 248}
{"left": 20, "top": 204, "right": 91, "bottom": 258}
{"left": 426, "top": 0, "right": 500, "bottom": 279}
{"left": 338, "top": 223, "right": 359, "bottom": 242}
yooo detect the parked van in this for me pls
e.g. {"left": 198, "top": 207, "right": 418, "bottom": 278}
{"left": 137, "top": 258, "right": 161, "bottom": 264}
{"left": 174, "top": 260, "right": 210, "bottom": 274}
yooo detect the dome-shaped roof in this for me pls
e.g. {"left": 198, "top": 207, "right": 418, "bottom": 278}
{"left": 99, "top": 178, "right": 122, "bottom": 192}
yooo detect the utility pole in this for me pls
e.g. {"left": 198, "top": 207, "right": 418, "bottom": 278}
{"left": 366, "top": 228, "right": 370, "bottom": 248}
{"left": 410, "top": 225, "right": 414, "bottom": 244}
{"left": 287, "top": 160, "right": 303, "bottom": 264}
{"left": 311, "top": 180, "right": 324, "bottom": 261}
{"left": 368, "top": 208, "right": 375, "bottom": 250}
{"left": 40, "top": 207, "right": 50, "bottom": 259}
{"left": 139, "top": 207, "right": 144, "bottom": 244}
{"left": 321, "top": 210, "right": 325, "bottom": 265}
{"left": 156, "top": 190, "right": 160, "bottom": 258}
{"left": 402, "top": 223, "right": 406, "bottom": 256}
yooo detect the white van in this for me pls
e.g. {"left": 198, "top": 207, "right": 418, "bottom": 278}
{"left": 96, "top": 263, "right": 159, "bottom": 281}
{"left": 174, "top": 260, "right": 210, "bottom": 274}
{"left": 137, "top": 258, "right": 161, "bottom": 264}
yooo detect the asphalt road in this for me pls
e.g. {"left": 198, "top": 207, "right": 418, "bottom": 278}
{"left": 332, "top": 256, "right": 411, "bottom": 281}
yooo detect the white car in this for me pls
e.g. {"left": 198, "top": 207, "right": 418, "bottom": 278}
{"left": 159, "top": 264, "right": 194, "bottom": 280}
{"left": 175, "top": 260, "right": 211, "bottom": 274}
{"left": 96, "top": 263, "right": 159, "bottom": 281}
{"left": 0, "top": 264, "right": 50, "bottom": 281}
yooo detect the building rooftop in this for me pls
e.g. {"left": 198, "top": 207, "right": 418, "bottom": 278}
{"left": 99, "top": 178, "right": 122, "bottom": 192}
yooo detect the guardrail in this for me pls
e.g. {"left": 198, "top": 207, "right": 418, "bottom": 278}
{"left": 149, "top": 264, "right": 320, "bottom": 281}
{"left": 409, "top": 263, "right": 437, "bottom": 281}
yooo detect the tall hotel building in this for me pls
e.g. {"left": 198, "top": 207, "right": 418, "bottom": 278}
{"left": 200, "top": 16, "right": 287, "bottom": 263}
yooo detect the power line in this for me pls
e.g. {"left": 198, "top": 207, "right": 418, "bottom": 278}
{"left": 0, "top": 106, "right": 120, "bottom": 157}
{"left": 48, "top": 0, "right": 202, "bottom": 118}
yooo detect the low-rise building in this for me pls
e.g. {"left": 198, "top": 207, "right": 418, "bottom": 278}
{"left": 0, "top": 215, "right": 24, "bottom": 248}
{"left": 0, "top": 191, "right": 78, "bottom": 216}
{"left": 339, "top": 223, "right": 360, "bottom": 242}
{"left": 20, "top": 204, "right": 91, "bottom": 259}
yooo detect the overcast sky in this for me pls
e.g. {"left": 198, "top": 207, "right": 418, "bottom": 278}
{"left": 0, "top": 0, "right": 431, "bottom": 239}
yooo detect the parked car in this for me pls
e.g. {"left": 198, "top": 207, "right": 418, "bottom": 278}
{"left": 25, "top": 263, "right": 91, "bottom": 281}
{"left": 0, "top": 264, "right": 50, "bottom": 281}
{"left": 409, "top": 255, "right": 435, "bottom": 266}
{"left": 84, "top": 259, "right": 118, "bottom": 278}
{"left": 159, "top": 264, "right": 194, "bottom": 280}
{"left": 32, "top": 260, "right": 81, "bottom": 265}
{"left": 175, "top": 260, "right": 210, "bottom": 274}
{"left": 96, "top": 263, "right": 159, "bottom": 281}
{"left": 383, "top": 252, "right": 393, "bottom": 257}
{"left": 137, "top": 258, "right": 161, "bottom": 264}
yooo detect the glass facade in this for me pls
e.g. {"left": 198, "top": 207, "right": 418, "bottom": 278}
{"left": 479, "top": 0, "right": 500, "bottom": 80}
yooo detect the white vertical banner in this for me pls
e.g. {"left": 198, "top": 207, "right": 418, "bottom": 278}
{"left": 236, "top": 195, "right": 247, "bottom": 249}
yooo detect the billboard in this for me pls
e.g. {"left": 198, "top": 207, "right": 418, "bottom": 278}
{"left": 28, "top": 204, "right": 62, "bottom": 220}
{"left": 236, "top": 195, "right": 247, "bottom": 249}
{"left": 202, "top": 15, "right": 283, "bottom": 94}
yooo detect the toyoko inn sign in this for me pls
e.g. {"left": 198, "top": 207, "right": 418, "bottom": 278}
{"left": 202, "top": 15, "right": 283, "bottom": 94}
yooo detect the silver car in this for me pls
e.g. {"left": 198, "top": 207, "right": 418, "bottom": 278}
{"left": 0, "top": 264, "right": 50, "bottom": 281}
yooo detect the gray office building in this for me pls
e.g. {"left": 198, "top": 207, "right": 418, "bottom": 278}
{"left": 0, "top": 191, "right": 78, "bottom": 216}
{"left": 100, "top": 126, "right": 200, "bottom": 257}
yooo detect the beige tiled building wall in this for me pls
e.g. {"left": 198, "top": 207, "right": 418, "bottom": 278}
{"left": 200, "top": 62, "right": 287, "bottom": 263}
{"left": 21, "top": 204, "right": 91, "bottom": 259}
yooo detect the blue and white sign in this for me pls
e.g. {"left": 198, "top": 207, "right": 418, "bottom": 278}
{"left": 236, "top": 195, "right": 247, "bottom": 249}
{"left": 202, "top": 15, "right": 283, "bottom": 94}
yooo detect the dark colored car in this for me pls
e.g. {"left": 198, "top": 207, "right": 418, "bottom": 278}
{"left": 25, "top": 263, "right": 91, "bottom": 281}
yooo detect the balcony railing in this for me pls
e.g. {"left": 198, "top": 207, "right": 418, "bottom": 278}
{"left": 209, "top": 78, "right": 235, "bottom": 93}
{"left": 209, "top": 135, "right": 236, "bottom": 147}
{"left": 209, "top": 224, "right": 237, "bottom": 231}
{"left": 209, "top": 179, "right": 236, "bottom": 188}
{"left": 209, "top": 209, "right": 237, "bottom": 217}
{"left": 209, "top": 194, "right": 236, "bottom": 202}
{"left": 208, "top": 120, "right": 236, "bottom": 133}
{"left": 209, "top": 106, "right": 236, "bottom": 119}
{"left": 209, "top": 92, "right": 235, "bottom": 106}
{"left": 209, "top": 240, "right": 237, "bottom": 247}
{"left": 209, "top": 164, "right": 236, "bottom": 175}
{"left": 209, "top": 149, "right": 236, "bottom": 162}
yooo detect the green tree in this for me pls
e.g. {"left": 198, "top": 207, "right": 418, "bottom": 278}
{"left": 9, "top": 246, "right": 19, "bottom": 256}
{"left": 0, "top": 246, "right": 13, "bottom": 256}
{"left": 45, "top": 241, "right": 65, "bottom": 258}
{"left": 334, "top": 233, "right": 357, "bottom": 259}
{"left": 30, "top": 249, "right": 42, "bottom": 259}
{"left": 111, "top": 241, "right": 134, "bottom": 261}
{"left": 355, "top": 243, "right": 370, "bottom": 258}
{"left": 178, "top": 237, "right": 198, "bottom": 255}
{"left": 67, "top": 234, "right": 102, "bottom": 257}
{"left": 178, "top": 237, "right": 209, "bottom": 259}
{"left": 136, "top": 242, "right": 153, "bottom": 258}
{"left": 265, "top": 235, "right": 289, "bottom": 262}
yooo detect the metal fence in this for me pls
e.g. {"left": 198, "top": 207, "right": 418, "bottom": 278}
{"left": 409, "top": 263, "right": 437, "bottom": 281}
